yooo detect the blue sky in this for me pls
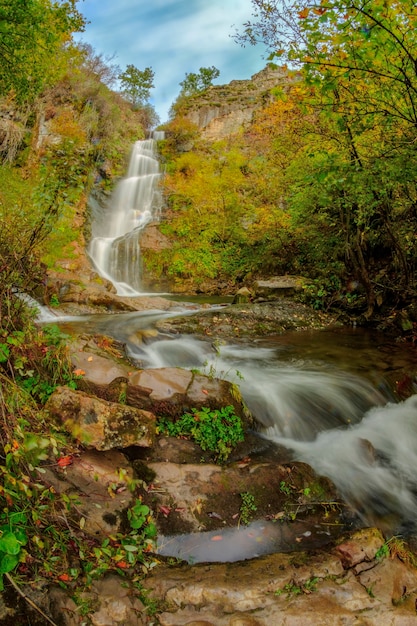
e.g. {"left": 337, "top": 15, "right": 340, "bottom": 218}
{"left": 76, "top": 0, "right": 267, "bottom": 123}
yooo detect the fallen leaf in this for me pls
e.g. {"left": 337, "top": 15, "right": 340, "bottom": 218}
{"left": 73, "top": 368, "right": 85, "bottom": 376}
{"left": 207, "top": 511, "right": 222, "bottom": 520}
{"left": 57, "top": 455, "right": 73, "bottom": 468}
{"left": 115, "top": 561, "right": 129, "bottom": 569}
{"left": 160, "top": 505, "right": 171, "bottom": 516}
{"left": 202, "top": 389, "right": 208, "bottom": 395}
{"left": 211, "top": 535, "right": 223, "bottom": 541}
{"left": 57, "top": 573, "right": 71, "bottom": 582}
{"left": 87, "top": 356, "right": 93, "bottom": 362}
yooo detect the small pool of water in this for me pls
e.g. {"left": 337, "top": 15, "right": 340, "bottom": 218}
{"left": 157, "top": 518, "right": 341, "bottom": 564}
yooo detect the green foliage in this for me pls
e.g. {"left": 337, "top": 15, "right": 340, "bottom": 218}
{"left": 233, "top": 0, "right": 417, "bottom": 315}
{"left": 0, "top": 320, "right": 77, "bottom": 403}
{"left": 0, "top": 0, "right": 85, "bottom": 103}
{"left": 279, "top": 480, "right": 293, "bottom": 497}
{"left": 157, "top": 406, "right": 244, "bottom": 462}
{"left": 119, "top": 65, "right": 155, "bottom": 108}
{"left": 179, "top": 66, "right": 220, "bottom": 97}
{"left": 239, "top": 492, "right": 257, "bottom": 525}
{"left": 275, "top": 577, "right": 319, "bottom": 597}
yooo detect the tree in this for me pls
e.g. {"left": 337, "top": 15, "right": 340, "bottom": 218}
{"left": 119, "top": 65, "right": 155, "bottom": 108}
{"left": 236, "top": 0, "right": 417, "bottom": 315}
{"left": 0, "top": 0, "right": 85, "bottom": 102}
{"left": 179, "top": 66, "right": 220, "bottom": 96}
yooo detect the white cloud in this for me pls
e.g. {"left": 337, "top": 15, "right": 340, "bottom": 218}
{"left": 77, "top": 0, "right": 267, "bottom": 122}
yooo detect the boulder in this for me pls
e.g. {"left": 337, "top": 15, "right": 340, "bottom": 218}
{"left": 252, "top": 276, "right": 304, "bottom": 300}
{"left": 46, "top": 386, "right": 156, "bottom": 450}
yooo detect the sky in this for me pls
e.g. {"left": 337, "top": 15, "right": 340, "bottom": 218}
{"left": 76, "top": 0, "right": 268, "bottom": 123}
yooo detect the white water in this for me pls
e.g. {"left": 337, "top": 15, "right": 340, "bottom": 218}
{"left": 127, "top": 332, "right": 417, "bottom": 530}
{"left": 88, "top": 138, "right": 163, "bottom": 295}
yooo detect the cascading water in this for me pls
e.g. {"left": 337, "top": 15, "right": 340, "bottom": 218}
{"left": 122, "top": 329, "right": 417, "bottom": 532}
{"left": 88, "top": 136, "right": 163, "bottom": 296}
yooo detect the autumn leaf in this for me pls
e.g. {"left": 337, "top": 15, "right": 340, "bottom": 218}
{"left": 73, "top": 368, "right": 85, "bottom": 376}
{"left": 298, "top": 7, "right": 310, "bottom": 19}
{"left": 57, "top": 455, "right": 73, "bottom": 468}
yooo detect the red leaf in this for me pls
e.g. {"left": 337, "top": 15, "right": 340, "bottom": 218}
{"left": 160, "top": 505, "right": 171, "bottom": 516}
{"left": 57, "top": 455, "right": 73, "bottom": 468}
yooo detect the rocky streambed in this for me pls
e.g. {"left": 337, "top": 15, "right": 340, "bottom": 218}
{"left": 7, "top": 289, "right": 417, "bottom": 625}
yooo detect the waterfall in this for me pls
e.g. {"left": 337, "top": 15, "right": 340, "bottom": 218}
{"left": 88, "top": 137, "right": 163, "bottom": 296}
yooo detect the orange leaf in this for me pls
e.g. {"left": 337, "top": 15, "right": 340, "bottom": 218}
{"left": 211, "top": 535, "right": 223, "bottom": 541}
{"left": 57, "top": 455, "right": 73, "bottom": 468}
{"left": 202, "top": 389, "right": 208, "bottom": 395}
{"left": 73, "top": 368, "right": 85, "bottom": 377}
{"left": 57, "top": 573, "right": 72, "bottom": 582}
{"left": 115, "top": 561, "right": 129, "bottom": 569}
{"left": 298, "top": 7, "right": 310, "bottom": 18}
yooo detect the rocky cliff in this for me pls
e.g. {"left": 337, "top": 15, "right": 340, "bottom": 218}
{"left": 181, "top": 65, "right": 291, "bottom": 140}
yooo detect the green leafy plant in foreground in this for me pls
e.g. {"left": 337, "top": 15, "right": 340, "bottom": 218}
{"left": 157, "top": 405, "right": 244, "bottom": 462}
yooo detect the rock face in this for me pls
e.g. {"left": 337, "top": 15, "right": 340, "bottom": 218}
{"left": 182, "top": 66, "right": 293, "bottom": 140}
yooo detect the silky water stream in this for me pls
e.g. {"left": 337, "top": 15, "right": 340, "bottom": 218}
{"left": 57, "top": 307, "right": 417, "bottom": 562}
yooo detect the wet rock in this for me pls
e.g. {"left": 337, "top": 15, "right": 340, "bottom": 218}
{"left": 359, "top": 557, "right": 417, "bottom": 607}
{"left": 232, "top": 287, "right": 252, "bottom": 304}
{"left": 41, "top": 449, "right": 134, "bottom": 537}
{"left": 72, "top": 350, "right": 132, "bottom": 384}
{"left": 127, "top": 367, "right": 253, "bottom": 428}
{"left": 252, "top": 276, "right": 304, "bottom": 300}
{"left": 155, "top": 300, "right": 337, "bottom": 339}
{"left": 335, "top": 528, "right": 385, "bottom": 569}
{"left": 49, "top": 575, "right": 147, "bottom": 625}
{"left": 46, "top": 386, "right": 156, "bottom": 450}
{"left": 141, "top": 458, "right": 342, "bottom": 537}
{"left": 143, "top": 537, "right": 417, "bottom": 625}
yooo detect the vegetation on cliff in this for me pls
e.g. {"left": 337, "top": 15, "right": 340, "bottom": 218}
{"left": 153, "top": 0, "right": 417, "bottom": 326}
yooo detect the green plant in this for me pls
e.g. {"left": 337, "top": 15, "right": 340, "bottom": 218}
{"left": 239, "top": 492, "right": 257, "bottom": 525}
{"left": 157, "top": 405, "right": 244, "bottom": 462}
{"left": 279, "top": 480, "right": 293, "bottom": 497}
{"left": 0, "top": 322, "right": 77, "bottom": 403}
{"left": 49, "top": 294, "right": 60, "bottom": 308}
{"left": 275, "top": 577, "right": 319, "bottom": 597}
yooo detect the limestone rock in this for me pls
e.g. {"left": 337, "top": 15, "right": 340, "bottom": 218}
{"left": 252, "top": 276, "right": 304, "bottom": 300}
{"left": 46, "top": 386, "right": 156, "bottom": 450}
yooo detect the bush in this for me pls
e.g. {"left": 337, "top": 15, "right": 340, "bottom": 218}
{"left": 157, "top": 406, "right": 244, "bottom": 462}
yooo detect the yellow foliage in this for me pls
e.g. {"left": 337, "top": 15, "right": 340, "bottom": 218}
{"left": 49, "top": 109, "right": 87, "bottom": 145}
